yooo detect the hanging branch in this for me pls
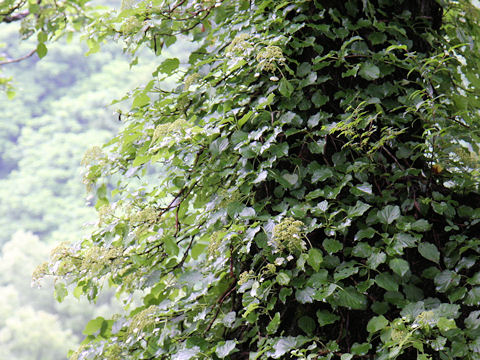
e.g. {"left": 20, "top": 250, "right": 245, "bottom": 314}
{"left": 2, "top": 9, "right": 29, "bottom": 22}
{"left": 0, "top": 49, "right": 36, "bottom": 66}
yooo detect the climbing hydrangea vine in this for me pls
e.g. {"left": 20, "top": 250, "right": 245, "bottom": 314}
{"left": 28, "top": 0, "right": 480, "bottom": 359}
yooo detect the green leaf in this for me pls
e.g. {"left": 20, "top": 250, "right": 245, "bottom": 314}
{"left": 6, "top": 89, "right": 16, "bottom": 99}
{"left": 307, "top": 248, "right": 323, "bottom": 271}
{"left": 418, "top": 242, "right": 440, "bottom": 264}
{"left": 411, "top": 219, "right": 431, "bottom": 232}
{"left": 158, "top": 58, "right": 180, "bottom": 75}
{"left": 209, "top": 137, "right": 229, "bottom": 155}
{"left": 238, "top": 110, "right": 253, "bottom": 127}
{"left": 73, "top": 285, "right": 84, "bottom": 299}
{"left": 222, "top": 312, "right": 236, "bottom": 328}
{"left": 357, "top": 279, "right": 374, "bottom": 293}
{"left": 278, "top": 111, "right": 299, "bottom": 125}
{"left": 375, "top": 273, "right": 399, "bottom": 292}
{"left": 85, "top": 38, "right": 100, "bottom": 55}
{"left": 253, "top": 170, "right": 268, "bottom": 184}
{"left": 352, "top": 242, "right": 372, "bottom": 257}
{"left": 351, "top": 183, "right": 373, "bottom": 196}
{"left": 307, "top": 113, "right": 321, "bottom": 127}
{"left": 377, "top": 205, "right": 401, "bottom": 224}
{"left": 271, "top": 337, "right": 298, "bottom": 359}
{"left": 215, "top": 340, "right": 236, "bottom": 358}
{"left": 335, "top": 286, "right": 367, "bottom": 310}
{"left": 297, "top": 62, "right": 312, "bottom": 77}
{"left": 342, "top": 65, "right": 359, "bottom": 78}
{"left": 334, "top": 265, "right": 358, "bottom": 281}
{"left": 389, "top": 258, "right": 410, "bottom": 277}
{"left": 359, "top": 62, "right": 380, "bottom": 80}
{"left": 266, "top": 312, "right": 281, "bottom": 334}
{"left": 301, "top": 71, "right": 318, "bottom": 86}
{"left": 37, "top": 31, "right": 48, "bottom": 43}
{"left": 437, "top": 317, "right": 456, "bottom": 332}
{"left": 307, "top": 139, "right": 326, "bottom": 154}
{"left": 354, "top": 227, "right": 375, "bottom": 241}
{"left": 133, "top": 93, "right": 150, "bottom": 108}
{"left": 465, "top": 311, "right": 480, "bottom": 330}
{"left": 465, "top": 287, "right": 480, "bottom": 306}
{"left": 448, "top": 287, "right": 466, "bottom": 303}
{"left": 392, "top": 233, "right": 418, "bottom": 251}
{"left": 282, "top": 173, "right": 298, "bottom": 187}
{"left": 366, "top": 315, "right": 388, "bottom": 333}
{"left": 307, "top": 270, "right": 328, "bottom": 287}
{"left": 367, "top": 251, "right": 386, "bottom": 269}
{"left": 191, "top": 243, "right": 207, "bottom": 259}
{"left": 432, "top": 201, "right": 448, "bottom": 215}
{"left": 311, "top": 167, "right": 333, "bottom": 183}
{"left": 316, "top": 200, "right": 329, "bottom": 213}
{"left": 351, "top": 342, "right": 372, "bottom": 356}
{"left": 279, "top": 287, "right": 293, "bottom": 303}
{"left": 347, "top": 201, "right": 371, "bottom": 217}
{"left": 368, "top": 32, "right": 387, "bottom": 45}
{"left": 173, "top": 348, "right": 201, "bottom": 360}
{"left": 227, "top": 201, "right": 244, "bottom": 218}
{"left": 279, "top": 78, "right": 294, "bottom": 97}
{"left": 295, "top": 287, "right": 315, "bottom": 303}
{"left": 132, "top": 154, "right": 149, "bottom": 167}
{"left": 434, "top": 270, "right": 460, "bottom": 292}
{"left": 36, "top": 43, "right": 48, "bottom": 59}
{"left": 258, "top": 93, "right": 275, "bottom": 109}
{"left": 323, "top": 238, "right": 343, "bottom": 254}
{"left": 164, "top": 236, "right": 179, "bottom": 256}
{"left": 317, "top": 310, "right": 340, "bottom": 326}
{"left": 312, "top": 91, "right": 328, "bottom": 107}
{"left": 29, "top": 3, "right": 40, "bottom": 13}
{"left": 83, "top": 317, "right": 104, "bottom": 335}
{"left": 298, "top": 315, "right": 316, "bottom": 335}
{"left": 54, "top": 282, "right": 68, "bottom": 302}
{"left": 276, "top": 271, "right": 291, "bottom": 285}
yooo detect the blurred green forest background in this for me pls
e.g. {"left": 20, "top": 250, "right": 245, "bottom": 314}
{"left": 0, "top": 5, "right": 184, "bottom": 357}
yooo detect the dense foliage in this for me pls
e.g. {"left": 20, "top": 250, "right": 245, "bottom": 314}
{"left": 8, "top": 0, "right": 480, "bottom": 359}
{"left": 0, "top": 6, "right": 156, "bottom": 359}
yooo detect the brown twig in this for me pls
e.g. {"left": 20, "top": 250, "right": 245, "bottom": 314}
{"left": 0, "top": 1, "right": 26, "bottom": 17}
{"left": 229, "top": 243, "right": 235, "bottom": 278}
{"left": 381, "top": 146, "right": 405, "bottom": 171}
{"left": 169, "top": 0, "right": 187, "bottom": 13}
{"left": 172, "top": 236, "right": 195, "bottom": 270}
{"left": 204, "top": 284, "right": 236, "bottom": 334}
{"left": 0, "top": 49, "right": 36, "bottom": 66}
{"left": 2, "top": 9, "right": 29, "bottom": 22}
{"left": 174, "top": 205, "right": 180, "bottom": 236}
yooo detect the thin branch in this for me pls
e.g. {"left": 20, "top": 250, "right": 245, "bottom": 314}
{"left": 204, "top": 284, "right": 236, "bottom": 334}
{"left": 449, "top": 116, "right": 471, "bottom": 129}
{"left": 381, "top": 145, "right": 405, "bottom": 171}
{"left": 0, "top": 1, "right": 26, "bottom": 17}
{"left": 0, "top": 49, "right": 36, "bottom": 66}
{"left": 174, "top": 205, "right": 180, "bottom": 236}
{"left": 2, "top": 9, "right": 29, "bottom": 22}
{"left": 169, "top": 0, "right": 187, "bottom": 13}
{"left": 172, "top": 236, "right": 195, "bottom": 270}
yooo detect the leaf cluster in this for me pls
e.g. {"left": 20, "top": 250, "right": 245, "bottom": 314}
{"left": 29, "top": 0, "right": 480, "bottom": 359}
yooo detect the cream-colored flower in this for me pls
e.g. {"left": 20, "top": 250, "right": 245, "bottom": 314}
{"left": 271, "top": 217, "right": 306, "bottom": 254}
{"left": 238, "top": 270, "right": 253, "bottom": 286}
{"left": 127, "top": 305, "right": 158, "bottom": 336}
{"left": 226, "top": 33, "right": 252, "bottom": 54}
{"left": 81, "top": 146, "right": 104, "bottom": 166}
{"left": 256, "top": 45, "right": 285, "bottom": 72}
{"left": 152, "top": 118, "right": 188, "bottom": 143}
{"left": 184, "top": 73, "right": 200, "bottom": 90}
